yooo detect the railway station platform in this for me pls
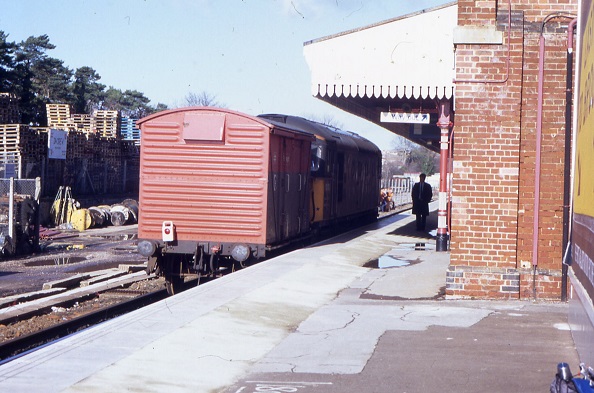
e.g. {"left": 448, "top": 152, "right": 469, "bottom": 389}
{"left": 0, "top": 203, "right": 580, "bottom": 392}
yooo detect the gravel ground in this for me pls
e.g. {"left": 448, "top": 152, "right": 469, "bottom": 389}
{"left": 0, "top": 224, "right": 162, "bottom": 344}
{"left": 0, "top": 225, "right": 145, "bottom": 297}
{"left": 0, "top": 277, "right": 166, "bottom": 343}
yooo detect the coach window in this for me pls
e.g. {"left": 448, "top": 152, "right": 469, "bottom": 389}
{"left": 311, "top": 143, "right": 327, "bottom": 176}
{"left": 337, "top": 153, "right": 344, "bottom": 202}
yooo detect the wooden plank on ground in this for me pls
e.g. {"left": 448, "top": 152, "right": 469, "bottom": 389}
{"left": 42, "top": 274, "right": 93, "bottom": 290}
{"left": 80, "top": 270, "right": 127, "bottom": 287}
{"left": 0, "top": 271, "right": 156, "bottom": 325}
{"left": 0, "top": 288, "right": 67, "bottom": 309}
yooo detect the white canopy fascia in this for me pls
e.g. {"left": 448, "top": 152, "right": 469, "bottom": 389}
{"left": 303, "top": 2, "right": 457, "bottom": 101}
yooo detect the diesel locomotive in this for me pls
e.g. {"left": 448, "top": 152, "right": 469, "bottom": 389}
{"left": 135, "top": 107, "right": 381, "bottom": 294}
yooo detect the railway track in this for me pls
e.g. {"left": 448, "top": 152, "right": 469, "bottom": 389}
{"left": 0, "top": 287, "right": 169, "bottom": 364}
{"left": 0, "top": 207, "right": 411, "bottom": 364}
{"left": 0, "top": 268, "right": 219, "bottom": 363}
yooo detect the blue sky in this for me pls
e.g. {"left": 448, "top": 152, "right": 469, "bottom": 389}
{"left": 1, "top": 0, "right": 447, "bottom": 150}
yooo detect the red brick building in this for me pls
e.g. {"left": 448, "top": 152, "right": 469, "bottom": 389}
{"left": 449, "top": 1, "right": 577, "bottom": 300}
{"left": 304, "top": 0, "right": 578, "bottom": 299}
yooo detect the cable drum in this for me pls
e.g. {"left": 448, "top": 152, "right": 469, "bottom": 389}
{"left": 110, "top": 205, "right": 131, "bottom": 227}
{"left": 98, "top": 205, "right": 112, "bottom": 223}
{"left": 121, "top": 199, "right": 139, "bottom": 223}
{"left": 88, "top": 206, "right": 107, "bottom": 227}
{"left": 70, "top": 209, "right": 93, "bottom": 231}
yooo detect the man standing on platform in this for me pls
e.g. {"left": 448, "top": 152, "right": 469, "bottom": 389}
{"left": 412, "top": 173, "right": 432, "bottom": 231}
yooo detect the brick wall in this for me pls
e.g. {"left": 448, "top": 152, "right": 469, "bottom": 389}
{"left": 457, "top": 0, "right": 497, "bottom": 26}
{"left": 447, "top": 0, "right": 577, "bottom": 299}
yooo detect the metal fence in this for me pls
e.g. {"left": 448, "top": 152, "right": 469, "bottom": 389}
{"left": 1, "top": 177, "right": 41, "bottom": 256}
{"left": 0, "top": 177, "right": 41, "bottom": 200}
{"left": 384, "top": 176, "right": 413, "bottom": 207}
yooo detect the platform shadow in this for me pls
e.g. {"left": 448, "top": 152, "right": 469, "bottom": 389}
{"left": 387, "top": 210, "right": 438, "bottom": 240}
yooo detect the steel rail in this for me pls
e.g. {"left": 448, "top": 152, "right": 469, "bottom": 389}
{"left": 0, "top": 288, "right": 168, "bottom": 364}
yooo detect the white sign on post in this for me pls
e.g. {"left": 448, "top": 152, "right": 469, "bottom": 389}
{"left": 380, "top": 112, "right": 430, "bottom": 124}
{"left": 48, "top": 129, "right": 67, "bottom": 160}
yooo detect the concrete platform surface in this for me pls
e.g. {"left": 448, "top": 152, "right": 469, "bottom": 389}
{"left": 0, "top": 206, "right": 579, "bottom": 393}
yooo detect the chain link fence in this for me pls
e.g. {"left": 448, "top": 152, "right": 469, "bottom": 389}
{"left": 0, "top": 177, "right": 41, "bottom": 257}
{"left": 385, "top": 176, "right": 413, "bottom": 207}
{"left": 0, "top": 178, "right": 40, "bottom": 199}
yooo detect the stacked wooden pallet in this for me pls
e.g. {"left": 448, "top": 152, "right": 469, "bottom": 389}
{"left": 0, "top": 125, "right": 47, "bottom": 178}
{"left": 22, "top": 127, "right": 45, "bottom": 160}
{"left": 0, "top": 124, "right": 44, "bottom": 157}
{"left": 67, "top": 130, "right": 91, "bottom": 159}
{"left": 46, "top": 104, "right": 76, "bottom": 130}
{"left": 32, "top": 127, "right": 49, "bottom": 155}
{"left": 120, "top": 117, "right": 140, "bottom": 145}
{"left": 99, "top": 136, "right": 121, "bottom": 167}
{"left": 121, "top": 140, "right": 140, "bottom": 158}
{"left": 46, "top": 103, "right": 71, "bottom": 119}
{"left": 92, "top": 110, "right": 120, "bottom": 138}
{"left": 0, "top": 124, "right": 23, "bottom": 177}
{"left": 71, "top": 114, "right": 92, "bottom": 133}
{"left": 0, "top": 124, "right": 22, "bottom": 155}
{"left": 45, "top": 105, "right": 124, "bottom": 139}
{"left": 87, "top": 134, "right": 122, "bottom": 192}
{"left": 0, "top": 102, "right": 140, "bottom": 196}
{"left": 0, "top": 93, "right": 19, "bottom": 124}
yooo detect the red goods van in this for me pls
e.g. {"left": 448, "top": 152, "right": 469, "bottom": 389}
{"left": 136, "top": 107, "right": 314, "bottom": 293}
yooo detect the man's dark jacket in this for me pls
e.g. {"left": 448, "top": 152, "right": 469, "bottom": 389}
{"left": 412, "top": 181, "right": 432, "bottom": 216}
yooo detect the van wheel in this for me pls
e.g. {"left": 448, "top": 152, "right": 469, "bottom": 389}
{"left": 165, "top": 275, "right": 184, "bottom": 295}
{"left": 163, "top": 255, "right": 184, "bottom": 295}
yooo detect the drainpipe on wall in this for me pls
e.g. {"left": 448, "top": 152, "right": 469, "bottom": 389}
{"left": 534, "top": 14, "right": 577, "bottom": 299}
{"left": 561, "top": 18, "right": 577, "bottom": 302}
{"left": 533, "top": 33, "right": 546, "bottom": 299}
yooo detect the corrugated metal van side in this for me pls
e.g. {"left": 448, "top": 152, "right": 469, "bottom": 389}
{"left": 137, "top": 109, "right": 270, "bottom": 244}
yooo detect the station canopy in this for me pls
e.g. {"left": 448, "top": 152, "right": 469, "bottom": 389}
{"left": 303, "top": 2, "right": 457, "bottom": 150}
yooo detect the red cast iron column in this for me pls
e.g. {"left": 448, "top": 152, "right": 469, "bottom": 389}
{"left": 436, "top": 100, "right": 452, "bottom": 251}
